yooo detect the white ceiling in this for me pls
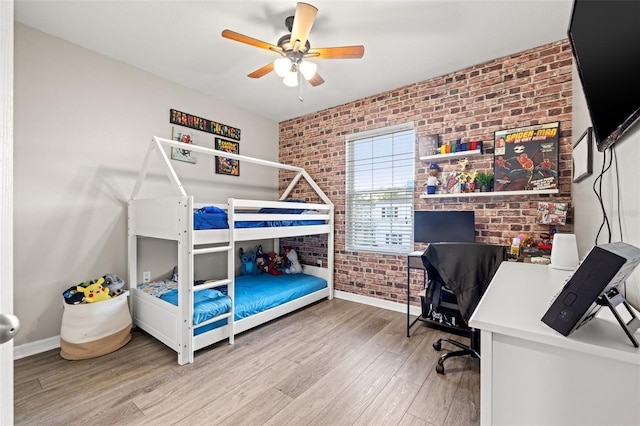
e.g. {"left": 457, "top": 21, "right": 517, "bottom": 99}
{"left": 14, "top": 0, "right": 574, "bottom": 123}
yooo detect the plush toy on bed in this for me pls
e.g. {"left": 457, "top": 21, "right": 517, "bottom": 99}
{"left": 283, "top": 246, "right": 303, "bottom": 274}
{"left": 240, "top": 248, "right": 260, "bottom": 275}
{"left": 261, "top": 252, "right": 283, "bottom": 275}
{"left": 255, "top": 245, "right": 265, "bottom": 270}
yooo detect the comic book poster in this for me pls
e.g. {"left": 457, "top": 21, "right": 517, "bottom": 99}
{"left": 171, "top": 126, "right": 198, "bottom": 164}
{"left": 493, "top": 122, "right": 559, "bottom": 191}
{"left": 215, "top": 138, "right": 240, "bottom": 176}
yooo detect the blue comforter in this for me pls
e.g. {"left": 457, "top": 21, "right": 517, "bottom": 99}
{"left": 193, "top": 202, "right": 323, "bottom": 230}
{"left": 195, "top": 273, "right": 327, "bottom": 335}
{"left": 160, "top": 288, "right": 231, "bottom": 325}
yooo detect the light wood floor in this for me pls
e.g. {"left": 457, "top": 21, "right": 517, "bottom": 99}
{"left": 14, "top": 298, "right": 479, "bottom": 426}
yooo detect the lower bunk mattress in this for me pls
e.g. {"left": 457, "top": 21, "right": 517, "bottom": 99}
{"left": 137, "top": 273, "right": 327, "bottom": 335}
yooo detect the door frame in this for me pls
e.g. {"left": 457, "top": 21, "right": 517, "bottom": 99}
{"left": 1, "top": 0, "right": 15, "bottom": 423}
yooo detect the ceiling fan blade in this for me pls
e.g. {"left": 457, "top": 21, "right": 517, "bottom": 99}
{"left": 307, "top": 45, "right": 365, "bottom": 59}
{"left": 222, "top": 29, "right": 280, "bottom": 53}
{"left": 290, "top": 2, "right": 318, "bottom": 52}
{"left": 308, "top": 72, "right": 325, "bottom": 87}
{"left": 248, "top": 62, "right": 275, "bottom": 79}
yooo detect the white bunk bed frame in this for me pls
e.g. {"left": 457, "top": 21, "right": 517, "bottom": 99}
{"left": 129, "top": 136, "right": 334, "bottom": 365}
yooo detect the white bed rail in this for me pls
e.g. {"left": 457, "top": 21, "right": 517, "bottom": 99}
{"left": 131, "top": 136, "right": 333, "bottom": 207}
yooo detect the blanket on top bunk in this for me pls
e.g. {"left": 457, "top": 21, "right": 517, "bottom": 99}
{"left": 193, "top": 202, "right": 324, "bottom": 230}
{"left": 137, "top": 273, "right": 327, "bottom": 335}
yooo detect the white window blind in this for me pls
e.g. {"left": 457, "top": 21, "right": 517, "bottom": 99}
{"left": 346, "top": 125, "right": 415, "bottom": 253}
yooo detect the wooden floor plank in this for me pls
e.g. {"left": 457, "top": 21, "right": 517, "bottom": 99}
{"left": 277, "top": 315, "right": 391, "bottom": 399}
{"left": 178, "top": 358, "right": 298, "bottom": 425}
{"left": 309, "top": 350, "right": 408, "bottom": 426}
{"left": 352, "top": 375, "right": 422, "bottom": 426}
{"left": 264, "top": 336, "right": 394, "bottom": 425}
{"left": 394, "top": 329, "right": 444, "bottom": 386}
{"left": 406, "top": 344, "right": 469, "bottom": 425}
{"left": 399, "top": 412, "right": 430, "bottom": 426}
{"left": 444, "top": 357, "right": 481, "bottom": 426}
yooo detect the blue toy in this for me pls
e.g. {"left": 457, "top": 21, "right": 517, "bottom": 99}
{"left": 240, "top": 248, "right": 259, "bottom": 275}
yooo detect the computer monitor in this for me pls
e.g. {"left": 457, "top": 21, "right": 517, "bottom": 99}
{"left": 413, "top": 210, "right": 475, "bottom": 244}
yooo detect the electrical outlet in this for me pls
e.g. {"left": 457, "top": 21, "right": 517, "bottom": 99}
{"left": 316, "top": 259, "right": 322, "bottom": 267}
{"left": 143, "top": 271, "right": 151, "bottom": 283}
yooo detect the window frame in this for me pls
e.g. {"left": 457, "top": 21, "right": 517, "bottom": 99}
{"left": 345, "top": 123, "right": 416, "bottom": 254}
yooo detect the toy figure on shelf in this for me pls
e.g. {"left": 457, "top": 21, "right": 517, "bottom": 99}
{"left": 426, "top": 163, "right": 441, "bottom": 194}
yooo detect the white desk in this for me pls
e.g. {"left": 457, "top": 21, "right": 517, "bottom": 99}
{"left": 470, "top": 262, "right": 640, "bottom": 426}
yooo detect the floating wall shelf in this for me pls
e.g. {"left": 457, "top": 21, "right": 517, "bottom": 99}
{"left": 419, "top": 189, "right": 559, "bottom": 199}
{"left": 419, "top": 149, "right": 482, "bottom": 162}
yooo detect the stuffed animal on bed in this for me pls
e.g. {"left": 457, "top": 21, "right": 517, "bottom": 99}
{"left": 240, "top": 248, "right": 260, "bottom": 275}
{"left": 261, "top": 252, "right": 283, "bottom": 275}
{"left": 283, "top": 247, "right": 303, "bottom": 274}
{"left": 255, "top": 245, "right": 265, "bottom": 270}
{"left": 76, "top": 278, "right": 112, "bottom": 303}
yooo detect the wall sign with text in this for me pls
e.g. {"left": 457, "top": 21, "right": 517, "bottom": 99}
{"left": 169, "top": 109, "right": 241, "bottom": 141}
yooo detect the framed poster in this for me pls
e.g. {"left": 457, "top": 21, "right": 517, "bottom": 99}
{"left": 171, "top": 126, "right": 197, "bottom": 164}
{"left": 493, "top": 122, "right": 559, "bottom": 191}
{"left": 215, "top": 138, "right": 240, "bottom": 176}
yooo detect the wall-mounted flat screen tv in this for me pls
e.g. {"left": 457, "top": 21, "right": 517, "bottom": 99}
{"left": 568, "top": 0, "right": 640, "bottom": 152}
{"left": 414, "top": 210, "right": 475, "bottom": 244}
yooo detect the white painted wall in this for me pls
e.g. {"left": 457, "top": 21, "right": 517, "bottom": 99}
{"left": 13, "top": 24, "right": 279, "bottom": 346}
{"left": 571, "top": 65, "right": 640, "bottom": 309}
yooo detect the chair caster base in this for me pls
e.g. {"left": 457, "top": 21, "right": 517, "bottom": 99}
{"left": 433, "top": 341, "right": 442, "bottom": 351}
{"left": 436, "top": 362, "right": 445, "bottom": 375}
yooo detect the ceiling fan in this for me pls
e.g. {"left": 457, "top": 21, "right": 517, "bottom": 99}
{"left": 222, "top": 2, "right": 364, "bottom": 88}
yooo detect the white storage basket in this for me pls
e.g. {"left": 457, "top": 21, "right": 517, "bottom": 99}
{"left": 60, "top": 291, "right": 132, "bottom": 360}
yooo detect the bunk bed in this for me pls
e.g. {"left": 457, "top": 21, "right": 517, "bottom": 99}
{"left": 128, "top": 136, "right": 334, "bottom": 365}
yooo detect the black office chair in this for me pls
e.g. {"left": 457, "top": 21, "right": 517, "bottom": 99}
{"left": 421, "top": 243, "right": 507, "bottom": 374}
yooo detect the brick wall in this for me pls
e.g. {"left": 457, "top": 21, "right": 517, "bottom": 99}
{"left": 279, "top": 40, "right": 573, "bottom": 306}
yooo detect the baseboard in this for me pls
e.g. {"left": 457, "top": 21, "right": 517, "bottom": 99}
{"left": 334, "top": 290, "right": 421, "bottom": 316}
{"left": 14, "top": 293, "right": 420, "bottom": 360}
{"left": 14, "top": 335, "right": 60, "bottom": 360}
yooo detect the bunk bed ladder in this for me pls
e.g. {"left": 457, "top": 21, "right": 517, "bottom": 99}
{"left": 177, "top": 197, "right": 235, "bottom": 365}
{"left": 191, "top": 242, "right": 235, "bottom": 355}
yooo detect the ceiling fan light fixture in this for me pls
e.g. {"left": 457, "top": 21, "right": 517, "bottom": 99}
{"left": 222, "top": 2, "right": 364, "bottom": 89}
{"left": 299, "top": 60, "right": 317, "bottom": 80}
{"left": 283, "top": 71, "right": 299, "bottom": 87}
{"left": 274, "top": 57, "right": 292, "bottom": 77}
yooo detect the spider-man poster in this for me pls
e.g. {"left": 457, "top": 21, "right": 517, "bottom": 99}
{"left": 493, "top": 122, "right": 559, "bottom": 192}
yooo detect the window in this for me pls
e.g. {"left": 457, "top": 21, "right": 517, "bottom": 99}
{"left": 346, "top": 124, "right": 415, "bottom": 254}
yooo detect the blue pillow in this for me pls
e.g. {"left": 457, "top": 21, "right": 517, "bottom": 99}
{"left": 194, "top": 206, "right": 229, "bottom": 230}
